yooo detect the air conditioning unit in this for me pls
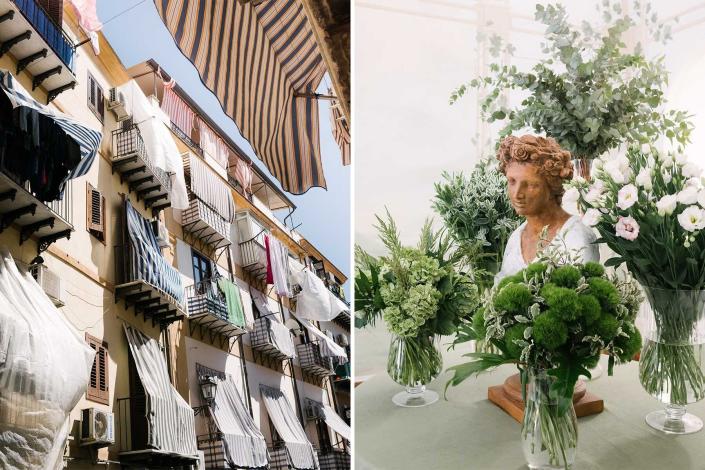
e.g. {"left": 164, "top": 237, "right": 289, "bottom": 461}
{"left": 29, "top": 264, "right": 65, "bottom": 307}
{"left": 80, "top": 408, "right": 115, "bottom": 446}
{"left": 304, "top": 400, "right": 324, "bottom": 421}
{"left": 107, "top": 87, "right": 129, "bottom": 121}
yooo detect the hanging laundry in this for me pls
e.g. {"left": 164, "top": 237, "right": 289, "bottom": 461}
{"left": 292, "top": 269, "right": 348, "bottom": 322}
{"left": 217, "top": 278, "right": 246, "bottom": 328}
{"left": 268, "top": 236, "right": 292, "bottom": 297}
{"left": 68, "top": 0, "right": 102, "bottom": 55}
{"left": 233, "top": 158, "right": 253, "bottom": 194}
{"left": 265, "top": 235, "right": 274, "bottom": 285}
{"left": 161, "top": 82, "right": 194, "bottom": 138}
{"left": 198, "top": 118, "right": 229, "bottom": 169}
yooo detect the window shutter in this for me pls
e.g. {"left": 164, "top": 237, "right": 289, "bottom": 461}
{"left": 38, "top": 0, "right": 63, "bottom": 27}
{"left": 96, "top": 85, "right": 104, "bottom": 122}
{"left": 86, "top": 182, "right": 105, "bottom": 240}
{"left": 85, "top": 333, "right": 109, "bottom": 405}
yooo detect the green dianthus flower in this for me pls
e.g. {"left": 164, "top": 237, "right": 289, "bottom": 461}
{"left": 525, "top": 262, "right": 548, "bottom": 281}
{"left": 551, "top": 265, "right": 582, "bottom": 288}
{"left": 543, "top": 287, "right": 580, "bottom": 322}
{"left": 494, "top": 283, "right": 533, "bottom": 314}
{"left": 615, "top": 323, "right": 642, "bottom": 362}
{"left": 588, "top": 277, "right": 620, "bottom": 311}
{"left": 589, "top": 314, "right": 619, "bottom": 340}
{"left": 503, "top": 323, "right": 527, "bottom": 358}
{"left": 577, "top": 294, "right": 602, "bottom": 326}
{"left": 582, "top": 262, "right": 605, "bottom": 278}
{"left": 497, "top": 273, "right": 523, "bottom": 290}
{"left": 532, "top": 313, "right": 568, "bottom": 350}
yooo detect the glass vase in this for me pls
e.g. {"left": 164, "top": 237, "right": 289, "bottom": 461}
{"left": 521, "top": 369, "right": 578, "bottom": 470}
{"left": 638, "top": 287, "right": 705, "bottom": 434}
{"left": 386, "top": 334, "right": 442, "bottom": 407}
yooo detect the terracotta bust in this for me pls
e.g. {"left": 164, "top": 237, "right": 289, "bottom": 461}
{"left": 494, "top": 135, "right": 599, "bottom": 283}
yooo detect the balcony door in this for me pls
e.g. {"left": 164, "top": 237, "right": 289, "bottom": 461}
{"left": 192, "top": 250, "right": 212, "bottom": 285}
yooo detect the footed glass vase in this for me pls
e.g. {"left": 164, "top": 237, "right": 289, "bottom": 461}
{"left": 386, "top": 334, "right": 442, "bottom": 407}
{"left": 521, "top": 369, "right": 578, "bottom": 470}
{"left": 638, "top": 288, "right": 705, "bottom": 434}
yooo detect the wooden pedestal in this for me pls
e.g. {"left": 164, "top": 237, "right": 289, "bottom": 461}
{"left": 488, "top": 373, "right": 604, "bottom": 423}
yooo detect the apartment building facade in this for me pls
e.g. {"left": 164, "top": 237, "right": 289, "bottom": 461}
{"left": 0, "top": 2, "right": 350, "bottom": 469}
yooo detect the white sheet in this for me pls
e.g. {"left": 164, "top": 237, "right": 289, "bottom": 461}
{"left": 292, "top": 270, "right": 348, "bottom": 322}
{"left": 292, "top": 313, "right": 347, "bottom": 362}
{"left": 321, "top": 404, "right": 351, "bottom": 441}
{"left": 268, "top": 237, "right": 291, "bottom": 297}
{"left": 0, "top": 249, "right": 94, "bottom": 470}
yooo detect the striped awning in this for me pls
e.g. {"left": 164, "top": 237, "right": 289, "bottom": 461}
{"left": 185, "top": 153, "right": 236, "bottom": 222}
{"left": 0, "top": 70, "right": 101, "bottom": 200}
{"left": 123, "top": 324, "right": 198, "bottom": 457}
{"left": 155, "top": 0, "right": 328, "bottom": 195}
{"left": 329, "top": 91, "right": 350, "bottom": 166}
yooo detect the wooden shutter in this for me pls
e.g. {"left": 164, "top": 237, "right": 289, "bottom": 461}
{"left": 86, "top": 182, "right": 105, "bottom": 241}
{"left": 86, "top": 333, "right": 109, "bottom": 405}
{"left": 87, "top": 73, "right": 104, "bottom": 123}
{"left": 96, "top": 84, "right": 104, "bottom": 122}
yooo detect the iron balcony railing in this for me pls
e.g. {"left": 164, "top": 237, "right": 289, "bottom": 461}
{"left": 13, "top": 0, "right": 75, "bottom": 71}
{"left": 111, "top": 124, "right": 172, "bottom": 194}
{"left": 239, "top": 236, "right": 267, "bottom": 279}
{"left": 250, "top": 316, "right": 293, "bottom": 360}
{"left": 171, "top": 123, "right": 203, "bottom": 156}
{"left": 297, "top": 341, "right": 335, "bottom": 377}
{"left": 317, "top": 449, "right": 351, "bottom": 470}
{"left": 182, "top": 196, "right": 231, "bottom": 245}
{"left": 24, "top": 178, "right": 73, "bottom": 225}
{"left": 185, "top": 278, "right": 228, "bottom": 320}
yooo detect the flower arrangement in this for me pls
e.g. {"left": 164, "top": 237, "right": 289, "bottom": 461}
{"left": 571, "top": 146, "right": 705, "bottom": 410}
{"left": 355, "top": 211, "right": 481, "bottom": 390}
{"left": 445, "top": 250, "right": 642, "bottom": 467}
{"left": 450, "top": 2, "right": 692, "bottom": 169}
{"left": 433, "top": 158, "right": 522, "bottom": 289}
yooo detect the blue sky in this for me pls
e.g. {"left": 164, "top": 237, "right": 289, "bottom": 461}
{"left": 96, "top": 1, "right": 350, "bottom": 297}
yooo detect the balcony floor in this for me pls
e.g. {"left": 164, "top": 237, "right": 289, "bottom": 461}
{"left": 115, "top": 280, "right": 186, "bottom": 327}
{"left": 0, "top": 170, "right": 72, "bottom": 250}
{"left": 119, "top": 449, "right": 200, "bottom": 468}
{"left": 0, "top": 0, "right": 76, "bottom": 98}
{"left": 189, "top": 310, "right": 246, "bottom": 339}
{"left": 113, "top": 154, "right": 171, "bottom": 214}
{"left": 183, "top": 217, "right": 231, "bottom": 251}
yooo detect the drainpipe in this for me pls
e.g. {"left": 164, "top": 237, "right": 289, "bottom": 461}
{"left": 227, "top": 247, "right": 254, "bottom": 417}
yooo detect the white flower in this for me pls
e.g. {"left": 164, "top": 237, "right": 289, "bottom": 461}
{"left": 582, "top": 208, "right": 602, "bottom": 227}
{"left": 678, "top": 186, "right": 699, "bottom": 205}
{"left": 647, "top": 155, "right": 656, "bottom": 168}
{"left": 563, "top": 187, "right": 580, "bottom": 206}
{"left": 603, "top": 156, "right": 632, "bottom": 184}
{"left": 585, "top": 182, "right": 606, "bottom": 206}
{"left": 641, "top": 143, "right": 651, "bottom": 154}
{"left": 617, "top": 184, "right": 639, "bottom": 210}
{"left": 656, "top": 194, "right": 678, "bottom": 216}
{"left": 616, "top": 216, "right": 640, "bottom": 241}
{"left": 661, "top": 155, "right": 674, "bottom": 168}
{"left": 635, "top": 168, "right": 653, "bottom": 191}
{"left": 675, "top": 153, "right": 689, "bottom": 166}
{"left": 683, "top": 162, "right": 702, "bottom": 178}
{"left": 677, "top": 206, "right": 705, "bottom": 232}
{"left": 662, "top": 170, "right": 673, "bottom": 184}
{"left": 698, "top": 189, "right": 705, "bottom": 208}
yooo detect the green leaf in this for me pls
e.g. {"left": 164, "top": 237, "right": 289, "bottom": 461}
{"left": 444, "top": 353, "right": 514, "bottom": 398}
{"left": 547, "top": 360, "right": 591, "bottom": 415}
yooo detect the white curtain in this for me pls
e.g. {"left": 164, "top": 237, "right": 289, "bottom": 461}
{"left": 321, "top": 405, "right": 351, "bottom": 441}
{"left": 260, "top": 385, "right": 319, "bottom": 470}
{"left": 292, "top": 269, "right": 348, "bottom": 321}
{"left": 210, "top": 377, "right": 268, "bottom": 469}
{"left": 0, "top": 248, "right": 94, "bottom": 470}
{"left": 118, "top": 80, "right": 189, "bottom": 209}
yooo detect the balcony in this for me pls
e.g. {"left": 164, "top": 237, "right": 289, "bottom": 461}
{"left": 297, "top": 341, "right": 335, "bottom": 378}
{"left": 268, "top": 446, "right": 290, "bottom": 470}
{"left": 250, "top": 316, "right": 295, "bottom": 361}
{"left": 239, "top": 237, "right": 267, "bottom": 280}
{"left": 0, "top": 0, "right": 76, "bottom": 102}
{"left": 186, "top": 279, "right": 245, "bottom": 346}
{"left": 318, "top": 449, "right": 351, "bottom": 470}
{"left": 183, "top": 197, "right": 231, "bottom": 251}
{"left": 333, "top": 309, "right": 351, "bottom": 329}
{"left": 0, "top": 170, "right": 73, "bottom": 252}
{"left": 112, "top": 125, "right": 172, "bottom": 215}
{"left": 334, "top": 359, "right": 351, "bottom": 382}
{"left": 117, "top": 394, "right": 200, "bottom": 468}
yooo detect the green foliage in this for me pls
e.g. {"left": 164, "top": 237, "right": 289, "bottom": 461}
{"left": 494, "top": 283, "right": 533, "bottom": 314}
{"left": 504, "top": 323, "right": 528, "bottom": 358}
{"left": 551, "top": 265, "right": 582, "bottom": 288}
{"left": 582, "top": 261, "right": 605, "bottom": 278}
{"left": 472, "top": 307, "right": 487, "bottom": 340}
{"left": 451, "top": 1, "right": 692, "bottom": 159}
{"left": 533, "top": 313, "right": 568, "bottom": 350}
{"left": 445, "top": 352, "right": 515, "bottom": 398}
{"left": 577, "top": 294, "right": 602, "bottom": 325}
{"left": 616, "top": 323, "right": 642, "bottom": 362}
{"left": 588, "top": 277, "right": 621, "bottom": 310}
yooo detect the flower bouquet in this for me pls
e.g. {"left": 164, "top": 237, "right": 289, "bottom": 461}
{"left": 355, "top": 211, "right": 480, "bottom": 407}
{"left": 445, "top": 253, "right": 642, "bottom": 469}
{"left": 571, "top": 146, "right": 705, "bottom": 433}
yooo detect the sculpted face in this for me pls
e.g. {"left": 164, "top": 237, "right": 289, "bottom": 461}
{"left": 505, "top": 162, "right": 555, "bottom": 216}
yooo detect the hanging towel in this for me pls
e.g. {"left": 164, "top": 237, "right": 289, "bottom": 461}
{"left": 265, "top": 235, "right": 274, "bottom": 284}
{"left": 269, "top": 237, "right": 292, "bottom": 297}
{"left": 217, "top": 278, "right": 246, "bottom": 328}
{"left": 68, "top": 0, "right": 102, "bottom": 55}
{"left": 233, "top": 158, "right": 253, "bottom": 193}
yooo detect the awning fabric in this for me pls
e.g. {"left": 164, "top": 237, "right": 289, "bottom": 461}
{"left": 292, "top": 269, "right": 348, "bottom": 322}
{"left": 125, "top": 200, "right": 185, "bottom": 305}
{"left": 0, "top": 70, "right": 101, "bottom": 201}
{"left": 161, "top": 82, "right": 194, "bottom": 137}
{"left": 292, "top": 313, "right": 347, "bottom": 362}
{"left": 123, "top": 324, "right": 198, "bottom": 457}
{"left": 118, "top": 80, "right": 189, "bottom": 209}
{"left": 260, "top": 385, "right": 319, "bottom": 470}
{"left": 155, "top": 0, "right": 328, "bottom": 195}
{"left": 210, "top": 376, "right": 268, "bottom": 469}
{"left": 0, "top": 248, "right": 94, "bottom": 470}
{"left": 186, "top": 153, "right": 235, "bottom": 222}
{"left": 329, "top": 93, "right": 350, "bottom": 166}
{"left": 251, "top": 290, "right": 296, "bottom": 357}
{"left": 321, "top": 405, "right": 351, "bottom": 441}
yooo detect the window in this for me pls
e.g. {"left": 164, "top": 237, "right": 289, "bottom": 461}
{"left": 192, "top": 250, "right": 212, "bottom": 285}
{"left": 38, "top": 0, "right": 63, "bottom": 26}
{"left": 86, "top": 333, "right": 109, "bottom": 405}
{"left": 316, "top": 419, "right": 332, "bottom": 452}
{"left": 86, "top": 182, "right": 105, "bottom": 242}
{"left": 87, "top": 72, "right": 104, "bottom": 123}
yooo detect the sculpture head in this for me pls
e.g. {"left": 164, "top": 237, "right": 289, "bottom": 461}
{"left": 496, "top": 135, "right": 574, "bottom": 217}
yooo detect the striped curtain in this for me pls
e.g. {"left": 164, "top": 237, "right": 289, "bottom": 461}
{"left": 186, "top": 153, "right": 236, "bottom": 222}
{"left": 161, "top": 83, "right": 194, "bottom": 136}
{"left": 154, "top": 0, "right": 327, "bottom": 195}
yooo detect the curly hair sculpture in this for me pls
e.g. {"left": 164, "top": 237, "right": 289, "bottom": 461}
{"left": 496, "top": 135, "right": 574, "bottom": 203}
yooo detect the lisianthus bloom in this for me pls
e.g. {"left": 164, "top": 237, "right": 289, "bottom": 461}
{"left": 656, "top": 194, "right": 678, "bottom": 216}
{"left": 585, "top": 181, "right": 606, "bottom": 205}
{"left": 675, "top": 153, "right": 689, "bottom": 166}
{"left": 582, "top": 208, "right": 602, "bottom": 227}
{"left": 661, "top": 155, "right": 675, "bottom": 168}
{"left": 635, "top": 168, "right": 653, "bottom": 190}
{"left": 698, "top": 189, "right": 705, "bottom": 209}
{"left": 617, "top": 184, "right": 638, "bottom": 210}
{"left": 604, "top": 157, "right": 632, "bottom": 184}
{"left": 662, "top": 170, "right": 673, "bottom": 184}
{"left": 682, "top": 162, "right": 702, "bottom": 178}
{"left": 616, "top": 216, "right": 640, "bottom": 240}
{"left": 641, "top": 143, "right": 651, "bottom": 154}
{"left": 678, "top": 186, "right": 699, "bottom": 205}
{"left": 563, "top": 187, "right": 580, "bottom": 206}
{"left": 677, "top": 206, "right": 705, "bottom": 232}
